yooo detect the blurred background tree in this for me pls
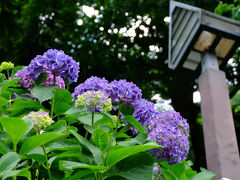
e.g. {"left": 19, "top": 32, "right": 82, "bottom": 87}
{"left": 0, "top": 0, "right": 237, "bottom": 171}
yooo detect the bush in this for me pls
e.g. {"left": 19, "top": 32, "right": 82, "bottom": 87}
{"left": 0, "top": 50, "right": 215, "bottom": 179}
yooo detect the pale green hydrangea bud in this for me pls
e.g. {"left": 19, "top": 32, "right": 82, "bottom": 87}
{"left": 23, "top": 110, "right": 54, "bottom": 131}
{"left": 0, "top": 62, "right": 14, "bottom": 72}
{"left": 75, "top": 90, "right": 112, "bottom": 113}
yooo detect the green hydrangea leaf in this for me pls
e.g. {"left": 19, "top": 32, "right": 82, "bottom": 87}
{"left": 92, "top": 126, "right": 111, "bottom": 150}
{"left": 0, "top": 117, "right": 28, "bottom": 146}
{"left": 78, "top": 114, "right": 103, "bottom": 125}
{"left": 0, "top": 78, "right": 21, "bottom": 99}
{"left": 106, "top": 144, "right": 160, "bottom": 167}
{"left": 2, "top": 169, "right": 31, "bottom": 180}
{"left": 53, "top": 89, "right": 73, "bottom": 115}
{"left": 0, "top": 97, "right": 8, "bottom": 107}
{"left": 30, "top": 85, "right": 57, "bottom": 103}
{"left": 59, "top": 161, "right": 107, "bottom": 171}
{"left": 191, "top": 169, "right": 216, "bottom": 180}
{"left": 19, "top": 133, "right": 65, "bottom": 155}
{"left": 10, "top": 98, "right": 46, "bottom": 117}
{"left": 0, "top": 152, "right": 20, "bottom": 176}
{"left": 69, "top": 129, "right": 103, "bottom": 165}
{"left": 64, "top": 106, "right": 88, "bottom": 115}
{"left": 106, "top": 152, "right": 155, "bottom": 180}
{"left": 122, "top": 115, "right": 145, "bottom": 134}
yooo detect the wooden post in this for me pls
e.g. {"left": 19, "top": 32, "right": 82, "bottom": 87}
{"left": 199, "top": 53, "right": 240, "bottom": 179}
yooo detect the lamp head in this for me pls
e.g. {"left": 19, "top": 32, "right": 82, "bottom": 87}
{"left": 168, "top": 1, "right": 240, "bottom": 71}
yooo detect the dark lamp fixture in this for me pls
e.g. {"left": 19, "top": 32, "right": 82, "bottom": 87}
{"left": 168, "top": 1, "right": 240, "bottom": 70}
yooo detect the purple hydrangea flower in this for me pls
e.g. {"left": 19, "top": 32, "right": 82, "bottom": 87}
{"left": 41, "top": 74, "right": 65, "bottom": 89}
{"left": 105, "top": 79, "right": 142, "bottom": 107}
{"left": 133, "top": 99, "right": 159, "bottom": 126}
{"left": 147, "top": 110, "right": 190, "bottom": 164}
{"left": 128, "top": 99, "right": 159, "bottom": 134}
{"left": 15, "top": 68, "right": 34, "bottom": 89}
{"left": 27, "top": 49, "right": 80, "bottom": 83}
{"left": 15, "top": 68, "right": 65, "bottom": 89}
{"left": 72, "top": 76, "right": 109, "bottom": 98}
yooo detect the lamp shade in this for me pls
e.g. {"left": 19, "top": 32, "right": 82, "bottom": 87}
{"left": 168, "top": 1, "right": 240, "bottom": 70}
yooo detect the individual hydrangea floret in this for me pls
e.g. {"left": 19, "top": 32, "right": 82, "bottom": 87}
{"left": 147, "top": 110, "right": 190, "bottom": 164}
{"left": 105, "top": 79, "right": 142, "bottom": 107}
{"left": 134, "top": 99, "right": 159, "bottom": 127}
{"left": 75, "top": 90, "right": 112, "bottom": 113}
{"left": 154, "top": 102, "right": 174, "bottom": 113}
{"left": 23, "top": 110, "right": 54, "bottom": 131}
{"left": 27, "top": 49, "right": 80, "bottom": 83}
{"left": 0, "top": 62, "right": 14, "bottom": 72}
{"left": 72, "top": 76, "right": 109, "bottom": 98}
{"left": 41, "top": 74, "right": 65, "bottom": 89}
{"left": 15, "top": 68, "right": 34, "bottom": 89}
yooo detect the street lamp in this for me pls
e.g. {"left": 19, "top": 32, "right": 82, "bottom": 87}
{"left": 168, "top": 1, "right": 240, "bottom": 179}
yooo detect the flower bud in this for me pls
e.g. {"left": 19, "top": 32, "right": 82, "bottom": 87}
{"left": 23, "top": 110, "right": 54, "bottom": 131}
{"left": 75, "top": 90, "right": 112, "bottom": 113}
{"left": 0, "top": 62, "right": 14, "bottom": 72}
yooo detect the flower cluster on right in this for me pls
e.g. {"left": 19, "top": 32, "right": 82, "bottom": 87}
{"left": 72, "top": 76, "right": 190, "bottom": 165}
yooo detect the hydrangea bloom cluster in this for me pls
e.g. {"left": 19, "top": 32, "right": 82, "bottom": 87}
{"left": 0, "top": 62, "right": 14, "bottom": 72}
{"left": 72, "top": 78, "right": 142, "bottom": 108}
{"left": 27, "top": 49, "right": 80, "bottom": 83}
{"left": 72, "top": 75, "right": 190, "bottom": 165}
{"left": 147, "top": 110, "right": 190, "bottom": 164}
{"left": 23, "top": 110, "right": 54, "bottom": 131}
{"left": 15, "top": 68, "right": 65, "bottom": 90}
{"left": 75, "top": 90, "right": 112, "bottom": 113}
{"left": 105, "top": 79, "right": 142, "bottom": 107}
{"left": 72, "top": 76, "right": 108, "bottom": 98}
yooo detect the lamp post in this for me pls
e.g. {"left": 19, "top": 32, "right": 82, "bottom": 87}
{"left": 168, "top": 1, "right": 240, "bottom": 179}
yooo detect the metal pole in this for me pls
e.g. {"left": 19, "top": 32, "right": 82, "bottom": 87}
{"left": 198, "top": 52, "right": 240, "bottom": 180}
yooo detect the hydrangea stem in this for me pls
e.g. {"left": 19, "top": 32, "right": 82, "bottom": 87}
{"left": 6, "top": 70, "right": 12, "bottom": 109}
{"left": 12, "top": 143, "right": 17, "bottom": 180}
{"left": 42, "top": 144, "right": 52, "bottom": 180}
{"left": 153, "top": 166, "right": 161, "bottom": 180}
{"left": 53, "top": 73, "right": 56, "bottom": 85}
{"left": 91, "top": 112, "right": 95, "bottom": 126}
{"left": 117, "top": 105, "right": 121, "bottom": 119}
{"left": 50, "top": 95, "right": 55, "bottom": 118}
{"left": 115, "top": 105, "right": 122, "bottom": 134}
{"left": 13, "top": 143, "right": 17, "bottom": 152}
{"left": 9, "top": 93, "right": 12, "bottom": 109}
{"left": 50, "top": 73, "right": 56, "bottom": 118}
{"left": 85, "top": 131, "right": 89, "bottom": 139}
{"left": 6, "top": 70, "right": 10, "bottom": 80}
